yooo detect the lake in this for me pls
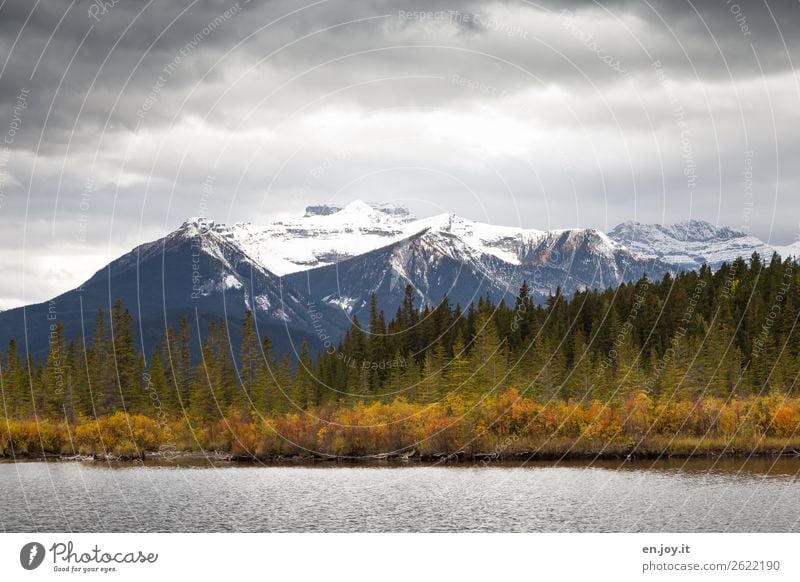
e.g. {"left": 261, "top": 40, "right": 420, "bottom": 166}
{"left": 2, "top": 458, "right": 800, "bottom": 532}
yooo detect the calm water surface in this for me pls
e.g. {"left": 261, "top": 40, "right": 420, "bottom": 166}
{"left": 2, "top": 458, "right": 800, "bottom": 532}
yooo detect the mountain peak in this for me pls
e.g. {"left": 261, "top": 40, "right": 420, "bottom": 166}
{"left": 304, "top": 204, "right": 342, "bottom": 217}
{"left": 304, "top": 200, "right": 415, "bottom": 222}
{"left": 183, "top": 216, "right": 214, "bottom": 226}
{"left": 667, "top": 219, "right": 745, "bottom": 242}
{"left": 340, "top": 199, "right": 379, "bottom": 216}
{"left": 608, "top": 219, "right": 770, "bottom": 269}
{"left": 420, "top": 212, "right": 461, "bottom": 230}
{"left": 180, "top": 216, "right": 217, "bottom": 236}
{"left": 611, "top": 219, "right": 746, "bottom": 243}
{"left": 368, "top": 201, "right": 415, "bottom": 221}
{"left": 172, "top": 209, "right": 784, "bottom": 286}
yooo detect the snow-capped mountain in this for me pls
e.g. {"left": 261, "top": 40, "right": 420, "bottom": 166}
{"left": 196, "top": 200, "right": 545, "bottom": 278}
{"left": 607, "top": 219, "right": 790, "bottom": 269}
{"left": 2, "top": 201, "right": 793, "bottom": 358}
{"left": 207, "top": 205, "right": 796, "bottom": 321}
{"left": 218, "top": 200, "right": 416, "bottom": 275}
{"left": 517, "top": 228, "right": 651, "bottom": 290}
{"left": 131, "top": 216, "right": 317, "bottom": 325}
{"left": 0, "top": 215, "right": 350, "bottom": 360}
{"left": 285, "top": 208, "right": 668, "bottom": 321}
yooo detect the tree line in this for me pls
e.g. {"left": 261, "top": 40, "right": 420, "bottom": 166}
{"left": 2, "top": 252, "right": 799, "bottom": 428}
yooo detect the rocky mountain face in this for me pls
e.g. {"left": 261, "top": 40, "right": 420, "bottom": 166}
{"left": 607, "top": 219, "right": 794, "bottom": 270}
{"left": 285, "top": 211, "right": 668, "bottom": 323}
{"left": 0, "top": 217, "right": 349, "bottom": 360}
{"left": 2, "top": 201, "right": 793, "bottom": 358}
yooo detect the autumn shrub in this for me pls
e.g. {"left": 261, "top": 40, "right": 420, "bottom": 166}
{"left": 254, "top": 420, "right": 283, "bottom": 457}
{"left": 221, "top": 414, "right": 263, "bottom": 457}
{"left": 128, "top": 414, "right": 161, "bottom": 450}
{"left": 72, "top": 413, "right": 162, "bottom": 455}
{"left": 770, "top": 402, "right": 799, "bottom": 437}
{"left": 3, "top": 419, "right": 67, "bottom": 455}
{"left": 5, "top": 393, "right": 800, "bottom": 458}
{"left": 112, "top": 440, "right": 140, "bottom": 458}
{"left": 621, "top": 392, "right": 652, "bottom": 437}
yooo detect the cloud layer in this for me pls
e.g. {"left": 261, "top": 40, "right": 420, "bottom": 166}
{"left": 1, "top": 0, "right": 798, "bottom": 308}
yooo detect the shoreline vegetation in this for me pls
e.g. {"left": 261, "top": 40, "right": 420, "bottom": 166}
{"left": 2, "top": 253, "right": 800, "bottom": 464}
{"left": 4, "top": 391, "right": 800, "bottom": 462}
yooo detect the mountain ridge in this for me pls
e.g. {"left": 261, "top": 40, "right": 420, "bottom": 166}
{"left": 1, "top": 200, "right": 796, "bottom": 358}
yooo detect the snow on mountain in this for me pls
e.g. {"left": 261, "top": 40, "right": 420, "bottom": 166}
{"left": 166, "top": 203, "right": 671, "bottom": 320}
{"left": 0, "top": 214, "right": 350, "bottom": 360}
{"left": 283, "top": 207, "right": 668, "bottom": 321}
{"left": 218, "top": 200, "right": 415, "bottom": 275}
{"left": 170, "top": 208, "right": 789, "bottom": 304}
{"left": 608, "top": 219, "right": 779, "bottom": 269}
{"left": 5, "top": 202, "right": 791, "bottom": 358}
{"left": 411, "top": 213, "right": 544, "bottom": 266}
{"left": 117, "top": 216, "right": 315, "bottom": 323}
{"left": 284, "top": 227, "right": 521, "bottom": 323}
{"left": 774, "top": 240, "right": 800, "bottom": 260}
{"left": 190, "top": 200, "right": 545, "bottom": 277}
{"left": 517, "top": 228, "right": 646, "bottom": 290}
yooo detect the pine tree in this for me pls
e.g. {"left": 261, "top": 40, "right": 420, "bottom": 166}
{"left": 366, "top": 293, "right": 387, "bottom": 390}
{"left": 3, "top": 339, "right": 28, "bottom": 417}
{"left": 418, "top": 342, "right": 446, "bottom": 403}
{"left": 510, "top": 280, "right": 534, "bottom": 352}
{"left": 111, "top": 300, "right": 141, "bottom": 413}
{"left": 273, "top": 353, "right": 294, "bottom": 412}
{"left": 292, "top": 341, "right": 316, "bottom": 409}
{"left": 209, "top": 319, "right": 237, "bottom": 413}
{"left": 90, "top": 309, "right": 119, "bottom": 415}
{"left": 147, "top": 345, "right": 174, "bottom": 417}
{"left": 42, "top": 321, "right": 69, "bottom": 418}
{"left": 238, "top": 309, "right": 259, "bottom": 412}
{"left": 443, "top": 338, "right": 471, "bottom": 399}
{"left": 399, "top": 284, "right": 419, "bottom": 357}
{"left": 529, "top": 336, "right": 565, "bottom": 401}
{"left": 189, "top": 360, "right": 215, "bottom": 424}
{"left": 613, "top": 333, "right": 645, "bottom": 399}
{"left": 469, "top": 310, "right": 506, "bottom": 397}
{"left": 254, "top": 336, "right": 279, "bottom": 414}
{"left": 565, "top": 331, "right": 595, "bottom": 400}
{"left": 167, "top": 318, "right": 194, "bottom": 413}
{"left": 64, "top": 341, "right": 85, "bottom": 421}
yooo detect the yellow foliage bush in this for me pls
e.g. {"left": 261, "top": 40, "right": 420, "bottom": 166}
{"left": 5, "top": 393, "right": 800, "bottom": 458}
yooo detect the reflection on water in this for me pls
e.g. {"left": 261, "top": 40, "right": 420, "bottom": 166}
{"left": 1, "top": 457, "right": 799, "bottom": 532}
{"left": 557, "top": 456, "right": 800, "bottom": 476}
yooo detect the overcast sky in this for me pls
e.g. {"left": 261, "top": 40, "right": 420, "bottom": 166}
{"left": 1, "top": 0, "right": 799, "bottom": 309}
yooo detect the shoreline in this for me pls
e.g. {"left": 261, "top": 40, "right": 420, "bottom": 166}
{"left": 4, "top": 445, "right": 800, "bottom": 464}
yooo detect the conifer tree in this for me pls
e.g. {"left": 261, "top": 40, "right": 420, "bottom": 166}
{"left": 148, "top": 345, "right": 174, "bottom": 417}
{"left": 111, "top": 300, "right": 139, "bottom": 412}
{"left": 292, "top": 341, "right": 316, "bottom": 409}
{"left": 166, "top": 318, "right": 194, "bottom": 413}
{"left": 274, "top": 353, "right": 294, "bottom": 412}
{"left": 419, "top": 342, "right": 446, "bottom": 403}
{"left": 443, "top": 338, "right": 471, "bottom": 399}
{"left": 238, "top": 309, "right": 259, "bottom": 412}
{"left": 189, "top": 360, "right": 215, "bottom": 424}
{"left": 254, "top": 336, "right": 279, "bottom": 414}
{"left": 565, "top": 331, "right": 595, "bottom": 400}
{"left": 3, "top": 339, "right": 28, "bottom": 417}
{"left": 90, "top": 309, "right": 119, "bottom": 415}
{"left": 469, "top": 309, "right": 506, "bottom": 397}
{"left": 42, "top": 321, "right": 69, "bottom": 418}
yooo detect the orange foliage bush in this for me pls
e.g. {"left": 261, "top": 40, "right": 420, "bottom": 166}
{"left": 3, "top": 391, "right": 800, "bottom": 458}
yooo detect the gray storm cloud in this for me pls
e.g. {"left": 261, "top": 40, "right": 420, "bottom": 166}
{"left": 0, "top": 0, "right": 798, "bottom": 308}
